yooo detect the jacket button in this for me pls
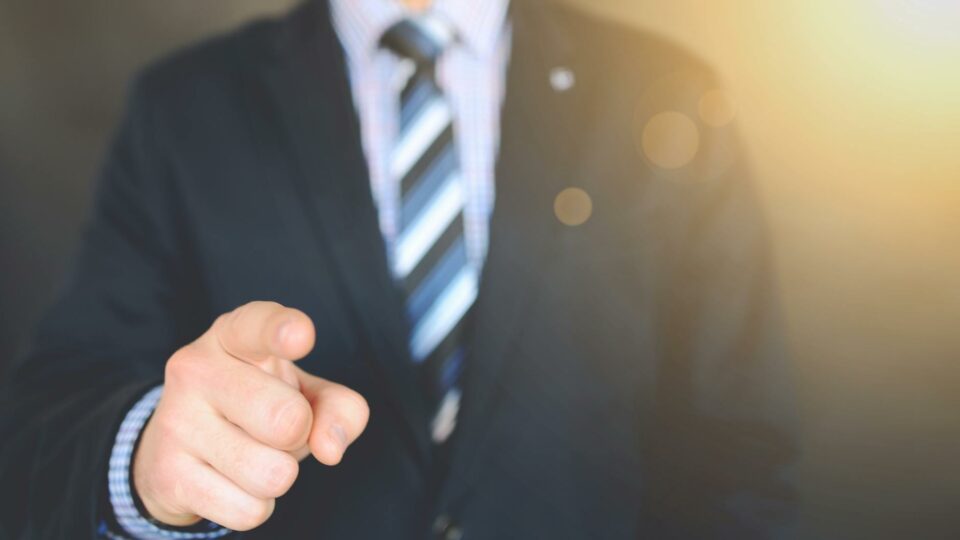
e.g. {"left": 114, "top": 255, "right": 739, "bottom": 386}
{"left": 433, "top": 515, "right": 463, "bottom": 540}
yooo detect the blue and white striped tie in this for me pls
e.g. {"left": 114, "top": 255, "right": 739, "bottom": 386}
{"left": 383, "top": 18, "right": 476, "bottom": 444}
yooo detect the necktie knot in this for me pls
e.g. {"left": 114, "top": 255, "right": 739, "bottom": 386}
{"left": 381, "top": 17, "right": 454, "bottom": 67}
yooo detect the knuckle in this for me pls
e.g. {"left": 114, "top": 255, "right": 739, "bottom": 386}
{"left": 347, "top": 389, "right": 370, "bottom": 418}
{"left": 212, "top": 312, "right": 233, "bottom": 334}
{"left": 323, "top": 386, "right": 370, "bottom": 423}
{"left": 339, "top": 386, "right": 369, "bottom": 409}
{"left": 232, "top": 498, "right": 275, "bottom": 531}
{"left": 258, "top": 454, "right": 299, "bottom": 497}
{"left": 241, "top": 301, "right": 282, "bottom": 320}
{"left": 265, "top": 396, "right": 311, "bottom": 448}
{"left": 164, "top": 346, "right": 205, "bottom": 386}
{"left": 153, "top": 400, "right": 198, "bottom": 444}
{"left": 151, "top": 408, "right": 182, "bottom": 441}
{"left": 189, "top": 481, "right": 220, "bottom": 519}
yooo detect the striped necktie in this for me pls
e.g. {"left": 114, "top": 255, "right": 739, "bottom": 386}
{"left": 382, "top": 18, "right": 476, "bottom": 444}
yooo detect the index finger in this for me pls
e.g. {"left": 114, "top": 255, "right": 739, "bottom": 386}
{"left": 212, "top": 301, "right": 315, "bottom": 364}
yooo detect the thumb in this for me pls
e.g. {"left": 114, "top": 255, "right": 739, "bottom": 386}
{"left": 292, "top": 367, "right": 370, "bottom": 465}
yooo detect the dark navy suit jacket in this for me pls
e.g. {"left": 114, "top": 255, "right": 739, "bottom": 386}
{"left": 0, "top": 1, "right": 798, "bottom": 538}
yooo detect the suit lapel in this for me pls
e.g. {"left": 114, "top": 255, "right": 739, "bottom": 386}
{"left": 259, "top": 2, "right": 432, "bottom": 465}
{"left": 444, "top": 0, "right": 587, "bottom": 495}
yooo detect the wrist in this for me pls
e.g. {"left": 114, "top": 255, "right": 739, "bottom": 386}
{"left": 107, "top": 386, "right": 230, "bottom": 539}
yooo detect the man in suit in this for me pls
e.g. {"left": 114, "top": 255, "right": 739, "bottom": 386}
{"left": 0, "top": 0, "right": 798, "bottom": 538}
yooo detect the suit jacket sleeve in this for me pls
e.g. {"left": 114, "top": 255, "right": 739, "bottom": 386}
{"left": 0, "top": 73, "right": 208, "bottom": 539}
{"left": 644, "top": 131, "right": 800, "bottom": 538}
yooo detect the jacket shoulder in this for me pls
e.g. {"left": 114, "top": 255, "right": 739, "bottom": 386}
{"left": 553, "top": 2, "right": 723, "bottom": 110}
{"left": 558, "top": 3, "right": 718, "bottom": 79}
{"left": 129, "top": 15, "right": 284, "bottom": 111}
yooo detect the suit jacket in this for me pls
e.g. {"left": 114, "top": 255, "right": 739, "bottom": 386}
{"left": 0, "top": 1, "right": 798, "bottom": 538}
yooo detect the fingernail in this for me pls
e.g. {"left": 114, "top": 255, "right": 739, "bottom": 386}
{"left": 329, "top": 424, "right": 348, "bottom": 452}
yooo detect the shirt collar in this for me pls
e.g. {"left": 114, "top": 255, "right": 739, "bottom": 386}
{"left": 432, "top": 0, "right": 510, "bottom": 57}
{"left": 330, "top": 0, "right": 509, "bottom": 62}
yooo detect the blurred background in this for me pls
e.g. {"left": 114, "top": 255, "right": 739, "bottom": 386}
{"left": 1, "top": 1, "right": 957, "bottom": 538}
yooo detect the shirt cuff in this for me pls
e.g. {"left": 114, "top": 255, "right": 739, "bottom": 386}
{"left": 105, "top": 385, "right": 232, "bottom": 540}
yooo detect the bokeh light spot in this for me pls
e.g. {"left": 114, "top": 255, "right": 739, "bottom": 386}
{"left": 641, "top": 111, "right": 701, "bottom": 169}
{"left": 554, "top": 187, "right": 593, "bottom": 227}
{"left": 698, "top": 88, "right": 738, "bottom": 127}
{"left": 549, "top": 66, "right": 576, "bottom": 92}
